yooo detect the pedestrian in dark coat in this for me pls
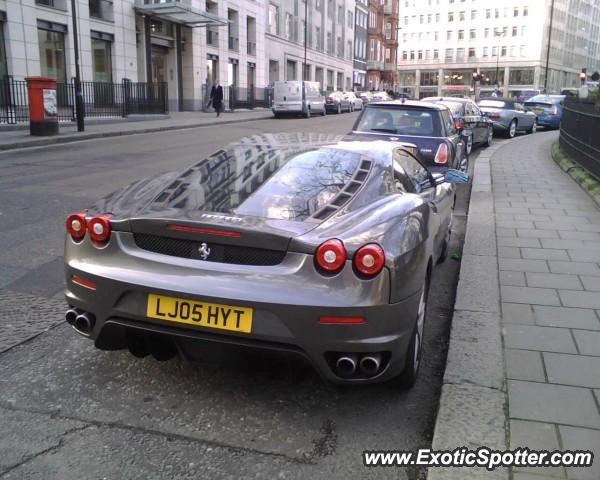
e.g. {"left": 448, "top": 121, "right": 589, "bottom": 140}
{"left": 210, "top": 83, "right": 224, "bottom": 117}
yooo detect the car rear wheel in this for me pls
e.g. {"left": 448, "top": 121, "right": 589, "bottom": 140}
{"left": 304, "top": 107, "right": 311, "bottom": 119}
{"left": 465, "top": 134, "right": 473, "bottom": 156}
{"left": 528, "top": 119, "right": 537, "bottom": 134}
{"left": 337, "top": 104, "right": 342, "bottom": 114}
{"left": 322, "top": 106, "right": 326, "bottom": 116}
{"left": 396, "top": 275, "right": 429, "bottom": 389}
{"left": 484, "top": 127, "right": 493, "bottom": 147}
{"left": 506, "top": 119, "right": 517, "bottom": 138}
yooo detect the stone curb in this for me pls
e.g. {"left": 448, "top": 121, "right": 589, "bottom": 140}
{"left": 0, "top": 113, "right": 273, "bottom": 152}
{"left": 428, "top": 139, "right": 510, "bottom": 480}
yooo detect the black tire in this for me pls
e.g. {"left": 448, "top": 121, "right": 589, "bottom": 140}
{"left": 483, "top": 126, "right": 493, "bottom": 147}
{"left": 465, "top": 134, "right": 473, "bottom": 156}
{"left": 506, "top": 119, "right": 517, "bottom": 138}
{"left": 304, "top": 107, "right": 311, "bottom": 119}
{"left": 396, "top": 274, "right": 430, "bottom": 389}
{"left": 528, "top": 119, "right": 537, "bottom": 134}
{"left": 273, "top": 113, "right": 280, "bottom": 119}
{"left": 438, "top": 212, "right": 453, "bottom": 264}
{"left": 337, "top": 104, "right": 341, "bottom": 114}
{"left": 322, "top": 107, "right": 326, "bottom": 116}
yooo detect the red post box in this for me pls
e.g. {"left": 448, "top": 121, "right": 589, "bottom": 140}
{"left": 26, "top": 76, "right": 59, "bottom": 136}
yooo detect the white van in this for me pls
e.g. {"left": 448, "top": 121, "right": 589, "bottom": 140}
{"left": 272, "top": 81, "right": 326, "bottom": 118}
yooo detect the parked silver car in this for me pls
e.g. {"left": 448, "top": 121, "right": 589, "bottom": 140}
{"left": 477, "top": 97, "right": 537, "bottom": 138}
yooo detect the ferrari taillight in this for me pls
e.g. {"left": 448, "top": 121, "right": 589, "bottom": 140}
{"left": 354, "top": 243, "right": 385, "bottom": 277}
{"left": 434, "top": 143, "right": 449, "bottom": 165}
{"left": 66, "top": 212, "right": 87, "bottom": 240}
{"left": 88, "top": 215, "right": 112, "bottom": 244}
{"left": 315, "top": 239, "right": 347, "bottom": 273}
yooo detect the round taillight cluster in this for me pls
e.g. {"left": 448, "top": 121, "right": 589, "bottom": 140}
{"left": 315, "top": 239, "right": 385, "bottom": 278}
{"left": 66, "top": 213, "right": 87, "bottom": 240}
{"left": 66, "top": 212, "right": 112, "bottom": 245}
{"left": 315, "top": 239, "right": 347, "bottom": 273}
{"left": 353, "top": 243, "right": 385, "bottom": 277}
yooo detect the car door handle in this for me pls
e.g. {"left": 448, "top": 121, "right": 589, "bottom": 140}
{"left": 428, "top": 201, "right": 438, "bottom": 213}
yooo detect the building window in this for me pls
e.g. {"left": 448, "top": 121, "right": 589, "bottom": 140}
{"left": 492, "top": 46, "right": 498, "bottom": 57}
{"left": 338, "top": 6, "right": 343, "bottom": 25}
{"left": 485, "top": 9, "right": 491, "bottom": 19}
{"left": 410, "top": 51, "right": 415, "bottom": 60}
{"left": 447, "top": 30, "right": 452, "bottom": 40}
{"left": 348, "top": 40, "right": 352, "bottom": 60}
{"left": 513, "top": 7, "right": 519, "bottom": 17}
{"left": 420, "top": 15, "right": 424, "bottom": 23}
{"left": 37, "top": 28, "right": 67, "bottom": 83}
{"left": 470, "top": 10, "right": 476, "bottom": 20}
{"left": 470, "top": 29, "right": 476, "bottom": 39}
{"left": 523, "top": 6, "right": 528, "bottom": 16}
{"left": 348, "top": 11, "right": 353, "bottom": 28}
{"left": 418, "top": 50, "right": 422, "bottom": 59}
{"left": 483, "top": 46, "right": 488, "bottom": 57}
{"left": 521, "top": 26, "right": 526, "bottom": 36}
{"left": 402, "top": 51, "right": 407, "bottom": 60}
{"left": 512, "top": 26, "right": 517, "bottom": 36}
{"left": 91, "top": 37, "right": 112, "bottom": 83}
{"left": 468, "top": 47, "right": 475, "bottom": 58}
{"left": 456, "top": 48, "right": 465, "bottom": 61}
{"left": 433, "top": 49, "right": 438, "bottom": 59}
{"left": 448, "top": 12, "right": 454, "bottom": 22}
{"left": 520, "top": 45, "right": 526, "bottom": 57}
{"left": 458, "top": 29, "right": 464, "bottom": 40}
{"left": 445, "top": 48, "right": 453, "bottom": 62}
{"left": 494, "top": 8, "right": 499, "bottom": 18}
{"left": 315, "top": 26, "right": 322, "bottom": 50}
{"left": 286, "top": 60, "right": 296, "bottom": 80}
{"left": 284, "top": 13, "right": 293, "bottom": 40}
{"left": 427, "top": 14, "right": 432, "bottom": 23}
{"left": 510, "top": 45, "right": 516, "bottom": 57}
{"left": 459, "top": 11, "right": 465, "bottom": 21}
{"left": 484, "top": 28, "right": 489, "bottom": 38}
{"left": 509, "top": 68, "right": 534, "bottom": 84}
{"left": 268, "top": 4, "right": 279, "bottom": 35}
{"left": 434, "top": 31, "right": 438, "bottom": 41}
{"left": 435, "top": 13, "right": 440, "bottom": 22}
{"left": 404, "top": 16, "right": 408, "bottom": 25}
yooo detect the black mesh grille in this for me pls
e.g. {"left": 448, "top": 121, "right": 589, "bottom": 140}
{"left": 133, "top": 233, "right": 286, "bottom": 266}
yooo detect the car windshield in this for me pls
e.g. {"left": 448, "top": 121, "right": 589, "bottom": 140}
{"left": 526, "top": 95, "right": 563, "bottom": 104}
{"left": 356, "top": 107, "right": 440, "bottom": 136}
{"left": 478, "top": 100, "right": 506, "bottom": 108}
{"left": 235, "top": 148, "right": 362, "bottom": 221}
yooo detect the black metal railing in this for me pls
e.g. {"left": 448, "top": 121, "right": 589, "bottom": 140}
{"left": 559, "top": 95, "right": 600, "bottom": 181}
{"left": 0, "top": 76, "right": 168, "bottom": 124}
{"left": 202, "top": 84, "right": 272, "bottom": 111}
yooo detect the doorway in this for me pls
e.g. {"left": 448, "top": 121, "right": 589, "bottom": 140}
{"left": 152, "top": 47, "right": 168, "bottom": 84}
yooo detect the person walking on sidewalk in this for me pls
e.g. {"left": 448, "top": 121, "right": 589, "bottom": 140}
{"left": 210, "top": 83, "right": 224, "bottom": 117}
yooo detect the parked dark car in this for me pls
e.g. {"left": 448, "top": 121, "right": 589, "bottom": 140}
{"left": 325, "top": 91, "right": 353, "bottom": 113}
{"left": 349, "top": 100, "right": 469, "bottom": 172}
{"left": 421, "top": 97, "right": 494, "bottom": 155}
{"left": 63, "top": 133, "right": 458, "bottom": 387}
{"left": 524, "top": 94, "right": 565, "bottom": 129}
{"left": 477, "top": 97, "right": 537, "bottom": 138}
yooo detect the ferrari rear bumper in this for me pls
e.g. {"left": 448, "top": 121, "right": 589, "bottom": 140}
{"left": 64, "top": 233, "right": 421, "bottom": 384}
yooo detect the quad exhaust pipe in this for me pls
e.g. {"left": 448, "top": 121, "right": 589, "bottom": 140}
{"left": 335, "top": 354, "right": 358, "bottom": 377}
{"left": 73, "top": 312, "right": 95, "bottom": 334}
{"left": 359, "top": 353, "right": 382, "bottom": 376}
{"left": 65, "top": 308, "right": 80, "bottom": 325}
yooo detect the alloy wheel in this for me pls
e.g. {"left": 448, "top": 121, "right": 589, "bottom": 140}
{"left": 509, "top": 120, "right": 517, "bottom": 138}
{"left": 466, "top": 135, "right": 473, "bottom": 155}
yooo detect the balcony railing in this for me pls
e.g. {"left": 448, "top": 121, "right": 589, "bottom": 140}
{"left": 384, "top": 62, "right": 397, "bottom": 71}
{"left": 228, "top": 36, "right": 239, "bottom": 51}
{"left": 207, "top": 28, "right": 218, "bottom": 47}
{"left": 247, "top": 41, "right": 256, "bottom": 56}
{"left": 89, "top": 0, "right": 114, "bottom": 22}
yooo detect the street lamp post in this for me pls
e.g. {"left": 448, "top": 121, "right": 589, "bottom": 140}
{"left": 303, "top": 0, "right": 308, "bottom": 81}
{"left": 544, "top": 0, "right": 555, "bottom": 93}
{"left": 494, "top": 29, "right": 504, "bottom": 94}
{"left": 70, "top": 0, "right": 84, "bottom": 131}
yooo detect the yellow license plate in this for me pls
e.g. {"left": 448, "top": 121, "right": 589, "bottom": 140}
{"left": 532, "top": 108, "right": 544, "bottom": 114}
{"left": 146, "top": 294, "right": 253, "bottom": 333}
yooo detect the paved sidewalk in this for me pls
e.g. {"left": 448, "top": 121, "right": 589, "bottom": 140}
{"left": 493, "top": 131, "right": 600, "bottom": 480}
{"left": 0, "top": 110, "right": 272, "bottom": 151}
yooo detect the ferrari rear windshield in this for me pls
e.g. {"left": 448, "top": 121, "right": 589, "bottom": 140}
{"left": 356, "top": 107, "right": 442, "bottom": 136}
{"left": 157, "top": 146, "right": 364, "bottom": 222}
{"left": 478, "top": 100, "right": 506, "bottom": 108}
{"left": 235, "top": 149, "right": 362, "bottom": 221}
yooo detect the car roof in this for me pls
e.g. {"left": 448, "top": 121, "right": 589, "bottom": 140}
{"left": 478, "top": 97, "right": 516, "bottom": 107}
{"left": 366, "top": 99, "right": 448, "bottom": 111}
{"left": 525, "top": 94, "right": 565, "bottom": 102}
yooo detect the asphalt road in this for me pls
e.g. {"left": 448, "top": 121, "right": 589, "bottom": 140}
{"left": 0, "top": 112, "right": 475, "bottom": 480}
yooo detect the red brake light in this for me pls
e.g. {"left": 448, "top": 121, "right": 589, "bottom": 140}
{"left": 66, "top": 212, "right": 87, "bottom": 240}
{"left": 72, "top": 274, "right": 97, "bottom": 290}
{"left": 315, "top": 239, "right": 347, "bottom": 273}
{"left": 319, "top": 316, "right": 366, "bottom": 324}
{"left": 88, "top": 214, "right": 112, "bottom": 243}
{"left": 454, "top": 118, "right": 464, "bottom": 129}
{"left": 354, "top": 243, "right": 385, "bottom": 277}
{"left": 489, "top": 113, "right": 501, "bottom": 120}
{"left": 434, "top": 143, "right": 449, "bottom": 165}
